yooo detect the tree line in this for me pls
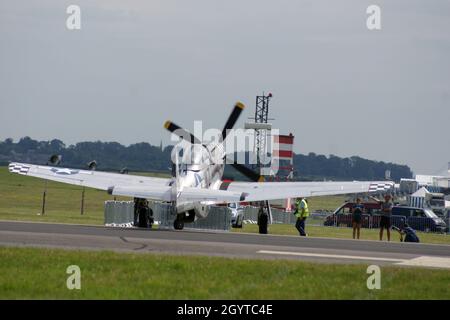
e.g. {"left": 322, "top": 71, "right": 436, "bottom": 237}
{"left": 293, "top": 153, "right": 412, "bottom": 181}
{"left": 0, "top": 137, "right": 412, "bottom": 181}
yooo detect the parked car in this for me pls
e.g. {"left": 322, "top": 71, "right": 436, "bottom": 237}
{"left": 324, "top": 201, "right": 447, "bottom": 233}
{"left": 323, "top": 201, "right": 382, "bottom": 228}
{"left": 391, "top": 206, "right": 447, "bottom": 233}
{"left": 228, "top": 203, "right": 244, "bottom": 228}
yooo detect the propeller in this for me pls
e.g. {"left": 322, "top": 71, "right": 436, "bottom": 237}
{"left": 164, "top": 121, "right": 202, "bottom": 145}
{"left": 220, "top": 102, "right": 265, "bottom": 182}
{"left": 164, "top": 101, "right": 264, "bottom": 185}
{"left": 164, "top": 102, "right": 245, "bottom": 146}
{"left": 221, "top": 102, "right": 245, "bottom": 142}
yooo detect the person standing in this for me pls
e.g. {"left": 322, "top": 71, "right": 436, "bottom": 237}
{"left": 370, "top": 194, "right": 393, "bottom": 241}
{"left": 257, "top": 201, "right": 269, "bottom": 234}
{"left": 352, "top": 198, "right": 364, "bottom": 239}
{"left": 294, "top": 197, "right": 309, "bottom": 236}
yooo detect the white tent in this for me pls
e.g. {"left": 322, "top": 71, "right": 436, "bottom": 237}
{"left": 407, "top": 187, "right": 430, "bottom": 208}
{"left": 411, "top": 187, "right": 430, "bottom": 198}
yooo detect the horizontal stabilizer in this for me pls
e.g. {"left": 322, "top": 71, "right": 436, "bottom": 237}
{"left": 110, "top": 185, "right": 247, "bottom": 203}
{"left": 108, "top": 185, "right": 173, "bottom": 201}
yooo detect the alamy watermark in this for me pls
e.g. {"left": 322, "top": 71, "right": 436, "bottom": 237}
{"left": 366, "top": 265, "right": 381, "bottom": 290}
{"left": 64, "top": 5, "right": 381, "bottom": 31}
{"left": 66, "top": 5, "right": 81, "bottom": 30}
{"left": 66, "top": 265, "right": 81, "bottom": 290}
{"left": 366, "top": 5, "right": 381, "bottom": 30}
{"left": 168, "top": 121, "right": 281, "bottom": 175}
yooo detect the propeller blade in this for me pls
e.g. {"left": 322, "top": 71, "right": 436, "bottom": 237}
{"left": 221, "top": 102, "right": 245, "bottom": 142}
{"left": 230, "top": 163, "right": 265, "bottom": 182}
{"left": 164, "top": 121, "right": 202, "bottom": 145}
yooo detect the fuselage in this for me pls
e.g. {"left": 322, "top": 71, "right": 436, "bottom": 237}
{"left": 173, "top": 142, "right": 227, "bottom": 219}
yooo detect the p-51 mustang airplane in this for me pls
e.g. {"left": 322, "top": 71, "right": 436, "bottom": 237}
{"left": 9, "top": 101, "right": 393, "bottom": 230}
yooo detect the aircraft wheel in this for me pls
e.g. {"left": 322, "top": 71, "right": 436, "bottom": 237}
{"left": 235, "top": 214, "right": 244, "bottom": 228}
{"left": 174, "top": 219, "right": 184, "bottom": 230}
{"left": 148, "top": 209, "right": 154, "bottom": 229}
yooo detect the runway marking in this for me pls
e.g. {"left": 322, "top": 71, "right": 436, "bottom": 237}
{"left": 258, "top": 251, "right": 450, "bottom": 268}
{"left": 395, "top": 256, "right": 450, "bottom": 269}
{"left": 257, "top": 250, "right": 404, "bottom": 262}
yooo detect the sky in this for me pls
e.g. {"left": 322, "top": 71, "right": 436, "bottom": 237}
{"left": 0, "top": 0, "right": 449, "bottom": 175}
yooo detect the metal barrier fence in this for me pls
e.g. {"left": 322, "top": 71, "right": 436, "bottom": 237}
{"left": 104, "top": 201, "right": 231, "bottom": 231}
{"left": 242, "top": 206, "right": 328, "bottom": 226}
{"left": 242, "top": 206, "right": 261, "bottom": 224}
{"left": 324, "top": 214, "right": 406, "bottom": 229}
{"left": 104, "top": 201, "right": 134, "bottom": 227}
{"left": 243, "top": 206, "right": 297, "bottom": 224}
{"left": 156, "top": 202, "right": 231, "bottom": 231}
{"left": 104, "top": 202, "right": 448, "bottom": 234}
{"left": 189, "top": 206, "right": 231, "bottom": 231}
{"left": 448, "top": 216, "right": 450, "bottom": 234}
{"left": 322, "top": 213, "right": 447, "bottom": 233}
{"left": 248, "top": 205, "right": 448, "bottom": 234}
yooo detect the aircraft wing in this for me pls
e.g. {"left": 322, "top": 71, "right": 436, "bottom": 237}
{"left": 9, "top": 162, "right": 393, "bottom": 203}
{"left": 221, "top": 180, "right": 394, "bottom": 202}
{"left": 8, "top": 162, "right": 171, "bottom": 192}
{"left": 8, "top": 162, "right": 247, "bottom": 203}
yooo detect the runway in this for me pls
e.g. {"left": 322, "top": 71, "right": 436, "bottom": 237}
{"left": 1, "top": 220, "right": 450, "bottom": 268}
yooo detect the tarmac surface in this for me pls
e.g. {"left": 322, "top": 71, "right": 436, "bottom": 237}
{"left": 1, "top": 220, "right": 450, "bottom": 268}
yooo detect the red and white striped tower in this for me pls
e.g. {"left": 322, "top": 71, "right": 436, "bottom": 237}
{"left": 270, "top": 133, "right": 295, "bottom": 211}
{"left": 270, "top": 133, "right": 294, "bottom": 179}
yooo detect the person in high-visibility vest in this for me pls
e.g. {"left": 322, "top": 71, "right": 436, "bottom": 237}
{"left": 294, "top": 197, "right": 309, "bottom": 236}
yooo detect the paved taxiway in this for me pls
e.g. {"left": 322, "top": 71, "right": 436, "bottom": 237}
{"left": 1, "top": 221, "right": 449, "bottom": 268}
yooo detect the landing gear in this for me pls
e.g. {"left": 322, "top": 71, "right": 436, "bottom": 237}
{"left": 174, "top": 215, "right": 185, "bottom": 230}
{"left": 232, "top": 213, "right": 244, "bottom": 228}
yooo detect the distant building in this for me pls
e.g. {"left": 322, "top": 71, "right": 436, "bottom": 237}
{"left": 413, "top": 163, "right": 450, "bottom": 189}
{"left": 415, "top": 174, "right": 450, "bottom": 191}
{"left": 399, "top": 178, "right": 419, "bottom": 194}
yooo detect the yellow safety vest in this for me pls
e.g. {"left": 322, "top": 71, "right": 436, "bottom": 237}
{"left": 295, "top": 199, "right": 309, "bottom": 219}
